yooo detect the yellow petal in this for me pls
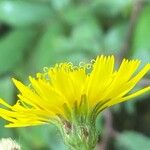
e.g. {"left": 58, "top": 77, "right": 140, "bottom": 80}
{"left": 104, "top": 86, "right": 150, "bottom": 108}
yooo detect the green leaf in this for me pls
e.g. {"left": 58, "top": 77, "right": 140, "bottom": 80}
{"left": 115, "top": 131, "right": 150, "bottom": 150}
{"left": 0, "top": 0, "right": 52, "bottom": 27}
{"left": 0, "top": 76, "right": 14, "bottom": 104}
{"left": 105, "top": 23, "right": 128, "bottom": 55}
{"left": 29, "top": 22, "right": 74, "bottom": 71}
{"left": 71, "top": 20, "right": 104, "bottom": 55}
{"left": 132, "top": 6, "right": 150, "bottom": 63}
{"left": 61, "top": 5, "right": 93, "bottom": 26}
{"left": 0, "top": 119, "right": 14, "bottom": 138}
{"left": 91, "top": 0, "right": 132, "bottom": 18}
{"left": 0, "top": 29, "right": 37, "bottom": 73}
{"left": 50, "top": 0, "right": 71, "bottom": 11}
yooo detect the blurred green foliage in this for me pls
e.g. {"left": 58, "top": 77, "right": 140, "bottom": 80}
{"left": 115, "top": 131, "right": 150, "bottom": 150}
{"left": 0, "top": 0, "right": 150, "bottom": 149}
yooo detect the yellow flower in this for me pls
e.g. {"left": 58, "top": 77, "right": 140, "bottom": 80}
{"left": 0, "top": 55, "right": 150, "bottom": 127}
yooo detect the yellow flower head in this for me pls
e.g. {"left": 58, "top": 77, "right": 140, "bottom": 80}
{"left": 0, "top": 55, "right": 150, "bottom": 127}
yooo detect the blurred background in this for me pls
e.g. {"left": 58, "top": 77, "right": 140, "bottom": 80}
{"left": 0, "top": 0, "right": 150, "bottom": 149}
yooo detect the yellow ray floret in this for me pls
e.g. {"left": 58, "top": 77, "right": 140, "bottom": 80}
{"left": 0, "top": 55, "right": 150, "bottom": 127}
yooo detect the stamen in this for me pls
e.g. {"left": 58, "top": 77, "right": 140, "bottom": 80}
{"left": 86, "top": 64, "right": 92, "bottom": 69}
{"left": 72, "top": 66, "right": 79, "bottom": 70}
{"left": 43, "top": 67, "right": 49, "bottom": 72}
{"left": 36, "top": 73, "right": 42, "bottom": 79}
{"left": 90, "top": 59, "right": 96, "bottom": 64}
{"left": 79, "top": 62, "right": 86, "bottom": 68}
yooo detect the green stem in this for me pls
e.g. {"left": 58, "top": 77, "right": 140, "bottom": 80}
{"left": 67, "top": 141, "right": 97, "bottom": 150}
{"left": 56, "top": 96, "right": 101, "bottom": 150}
{"left": 60, "top": 123, "right": 98, "bottom": 150}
